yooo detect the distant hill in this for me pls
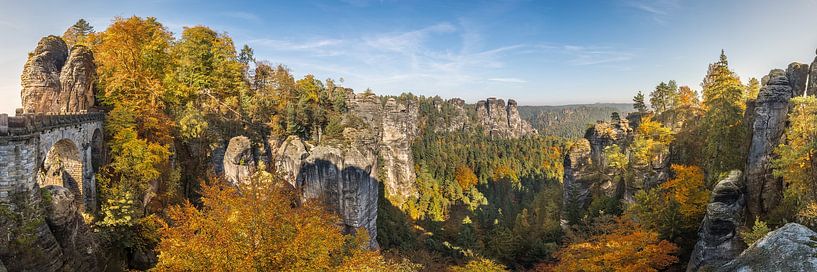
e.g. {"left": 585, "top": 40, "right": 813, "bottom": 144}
{"left": 518, "top": 103, "right": 633, "bottom": 138}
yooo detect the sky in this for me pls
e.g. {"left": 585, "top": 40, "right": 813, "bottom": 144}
{"left": 1, "top": 0, "right": 817, "bottom": 114}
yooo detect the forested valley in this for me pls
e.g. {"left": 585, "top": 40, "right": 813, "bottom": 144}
{"left": 2, "top": 16, "right": 817, "bottom": 272}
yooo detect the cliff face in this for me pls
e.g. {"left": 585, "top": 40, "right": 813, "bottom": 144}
{"left": 1, "top": 187, "right": 103, "bottom": 271}
{"left": 21, "top": 36, "right": 96, "bottom": 114}
{"left": 745, "top": 76, "right": 792, "bottom": 221}
{"left": 718, "top": 223, "right": 817, "bottom": 271}
{"left": 270, "top": 91, "right": 423, "bottom": 248}
{"left": 475, "top": 98, "right": 537, "bottom": 139}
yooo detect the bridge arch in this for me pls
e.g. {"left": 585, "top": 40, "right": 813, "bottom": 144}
{"left": 38, "top": 139, "right": 83, "bottom": 197}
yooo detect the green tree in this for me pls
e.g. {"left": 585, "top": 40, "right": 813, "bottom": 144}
{"left": 700, "top": 50, "right": 747, "bottom": 182}
{"left": 633, "top": 91, "right": 648, "bottom": 113}
{"left": 649, "top": 80, "right": 679, "bottom": 114}
{"left": 63, "top": 19, "right": 95, "bottom": 48}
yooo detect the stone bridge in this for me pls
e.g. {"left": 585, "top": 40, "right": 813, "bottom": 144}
{"left": 0, "top": 110, "right": 104, "bottom": 209}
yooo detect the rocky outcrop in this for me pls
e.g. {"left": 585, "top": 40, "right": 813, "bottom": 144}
{"left": 1, "top": 188, "right": 102, "bottom": 271}
{"left": 745, "top": 76, "right": 791, "bottom": 221}
{"left": 475, "top": 97, "right": 536, "bottom": 139}
{"left": 59, "top": 46, "right": 96, "bottom": 113}
{"left": 274, "top": 136, "right": 309, "bottom": 187}
{"left": 223, "top": 136, "right": 256, "bottom": 186}
{"left": 298, "top": 145, "right": 379, "bottom": 248}
{"left": 43, "top": 186, "right": 102, "bottom": 271}
{"left": 687, "top": 170, "right": 747, "bottom": 272}
{"left": 379, "top": 98, "right": 419, "bottom": 205}
{"left": 717, "top": 223, "right": 817, "bottom": 272}
{"left": 562, "top": 139, "right": 594, "bottom": 213}
{"left": 21, "top": 36, "right": 96, "bottom": 114}
{"left": 786, "top": 62, "right": 808, "bottom": 97}
{"left": 809, "top": 49, "right": 817, "bottom": 96}
{"left": 21, "top": 36, "right": 68, "bottom": 113}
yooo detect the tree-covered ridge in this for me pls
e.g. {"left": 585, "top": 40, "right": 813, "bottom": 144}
{"left": 518, "top": 103, "right": 633, "bottom": 138}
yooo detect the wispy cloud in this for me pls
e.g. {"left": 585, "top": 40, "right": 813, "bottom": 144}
{"left": 562, "top": 45, "right": 634, "bottom": 66}
{"left": 221, "top": 11, "right": 262, "bottom": 23}
{"left": 621, "top": 0, "right": 681, "bottom": 24}
{"left": 488, "top": 78, "right": 527, "bottom": 83}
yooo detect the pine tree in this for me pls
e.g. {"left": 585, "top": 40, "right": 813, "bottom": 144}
{"left": 62, "top": 19, "right": 94, "bottom": 48}
{"left": 700, "top": 50, "right": 747, "bottom": 182}
{"left": 633, "top": 91, "right": 648, "bottom": 113}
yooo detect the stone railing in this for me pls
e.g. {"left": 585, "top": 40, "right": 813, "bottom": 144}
{"left": 0, "top": 108, "right": 105, "bottom": 136}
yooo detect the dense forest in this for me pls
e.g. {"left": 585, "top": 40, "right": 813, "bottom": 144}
{"left": 2, "top": 15, "right": 817, "bottom": 272}
{"left": 518, "top": 103, "right": 632, "bottom": 138}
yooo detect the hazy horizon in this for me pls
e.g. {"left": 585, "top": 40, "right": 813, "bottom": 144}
{"left": 2, "top": 0, "right": 817, "bottom": 114}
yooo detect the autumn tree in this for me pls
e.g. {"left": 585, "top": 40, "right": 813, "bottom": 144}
{"left": 455, "top": 165, "right": 479, "bottom": 189}
{"left": 773, "top": 96, "right": 817, "bottom": 215}
{"left": 700, "top": 50, "right": 747, "bottom": 182}
{"left": 677, "top": 86, "right": 700, "bottom": 108}
{"left": 156, "top": 169, "right": 412, "bottom": 271}
{"left": 552, "top": 217, "right": 678, "bottom": 272}
{"left": 745, "top": 77, "right": 761, "bottom": 101}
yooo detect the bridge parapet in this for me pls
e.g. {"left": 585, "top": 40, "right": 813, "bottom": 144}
{"left": 0, "top": 109, "right": 105, "bottom": 137}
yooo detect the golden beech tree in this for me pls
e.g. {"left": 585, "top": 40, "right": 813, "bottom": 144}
{"left": 155, "top": 169, "right": 415, "bottom": 271}
{"left": 661, "top": 164, "right": 709, "bottom": 230}
{"left": 550, "top": 217, "right": 678, "bottom": 272}
{"left": 454, "top": 164, "right": 479, "bottom": 189}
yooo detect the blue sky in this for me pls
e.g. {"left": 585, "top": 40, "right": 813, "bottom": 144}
{"left": 2, "top": 0, "right": 817, "bottom": 114}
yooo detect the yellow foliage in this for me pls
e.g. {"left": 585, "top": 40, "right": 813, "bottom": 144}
{"left": 551, "top": 218, "right": 678, "bottom": 272}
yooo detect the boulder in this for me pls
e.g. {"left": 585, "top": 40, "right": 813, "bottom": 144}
{"left": 745, "top": 76, "right": 791, "bottom": 221}
{"left": 58, "top": 45, "right": 96, "bottom": 112}
{"left": 717, "top": 223, "right": 817, "bottom": 272}
{"left": 21, "top": 36, "right": 68, "bottom": 113}
{"left": 687, "top": 170, "right": 747, "bottom": 272}
{"left": 223, "top": 136, "right": 256, "bottom": 186}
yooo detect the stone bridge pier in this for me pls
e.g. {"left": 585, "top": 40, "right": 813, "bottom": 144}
{"left": 0, "top": 110, "right": 104, "bottom": 209}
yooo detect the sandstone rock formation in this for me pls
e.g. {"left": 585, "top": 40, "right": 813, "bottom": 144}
{"left": 809, "top": 48, "right": 817, "bottom": 96}
{"left": 59, "top": 46, "right": 97, "bottom": 112}
{"left": 0, "top": 187, "right": 102, "bottom": 271}
{"left": 786, "top": 62, "right": 808, "bottom": 97}
{"left": 274, "top": 135, "right": 309, "bottom": 187}
{"left": 562, "top": 139, "right": 594, "bottom": 213}
{"left": 745, "top": 76, "right": 791, "bottom": 221}
{"left": 21, "top": 36, "right": 96, "bottom": 114}
{"left": 223, "top": 136, "right": 256, "bottom": 186}
{"left": 379, "top": 98, "right": 419, "bottom": 205}
{"left": 43, "top": 186, "right": 102, "bottom": 271}
{"left": 298, "top": 145, "right": 380, "bottom": 248}
{"left": 475, "top": 97, "right": 536, "bottom": 139}
{"left": 717, "top": 223, "right": 817, "bottom": 272}
{"left": 687, "top": 170, "right": 747, "bottom": 272}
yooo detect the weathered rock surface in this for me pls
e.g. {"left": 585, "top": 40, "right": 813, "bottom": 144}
{"left": 717, "top": 223, "right": 817, "bottom": 272}
{"left": 379, "top": 98, "right": 419, "bottom": 205}
{"left": 475, "top": 97, "right": 536, "bottom": 139}
{"left": 297, "top": 145, "right": 380, "bottom": 248}
{"left": 59, "top": 45, "right": 97, "bottom": 112}
{"left": 786, "top": 62, "right": 808, "bottom": 97}
{"left": 21, "top": 36, "right": 96, "bottom": 114}
{"left": 562, "top": 139, "right": 594, "bottom": 213}
{"left": 687, "top": 170, "right": 747, "bottom": 272}
{"left": 223, "top": 136, "right": 256, "bottom": 185}
{"left": 809, "top": 49, "right": 817, "bottom": 96}
{"left": 43, "top": 186, "right": 102, "bottom": 271}
{"left": 745, "top": 76, "right": 791, "bottom": 221}
{"left": 274, "top": 135, "right": 309, "bottom": 187}
{"left": 21, "top": 36, "right": 68, "bottom": 113}
{"left": 1, "top": 188, "right": 102, "bottom": 271}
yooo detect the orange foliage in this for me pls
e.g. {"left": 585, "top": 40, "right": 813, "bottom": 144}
{"left": 661, "top": 164, "right": 709, "bottom": 229}
{"left": 549, "top": 217, "right": 678, "bottom": 272}
{"left": 454, "top": 165, "right": 479, "bottom": 189}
